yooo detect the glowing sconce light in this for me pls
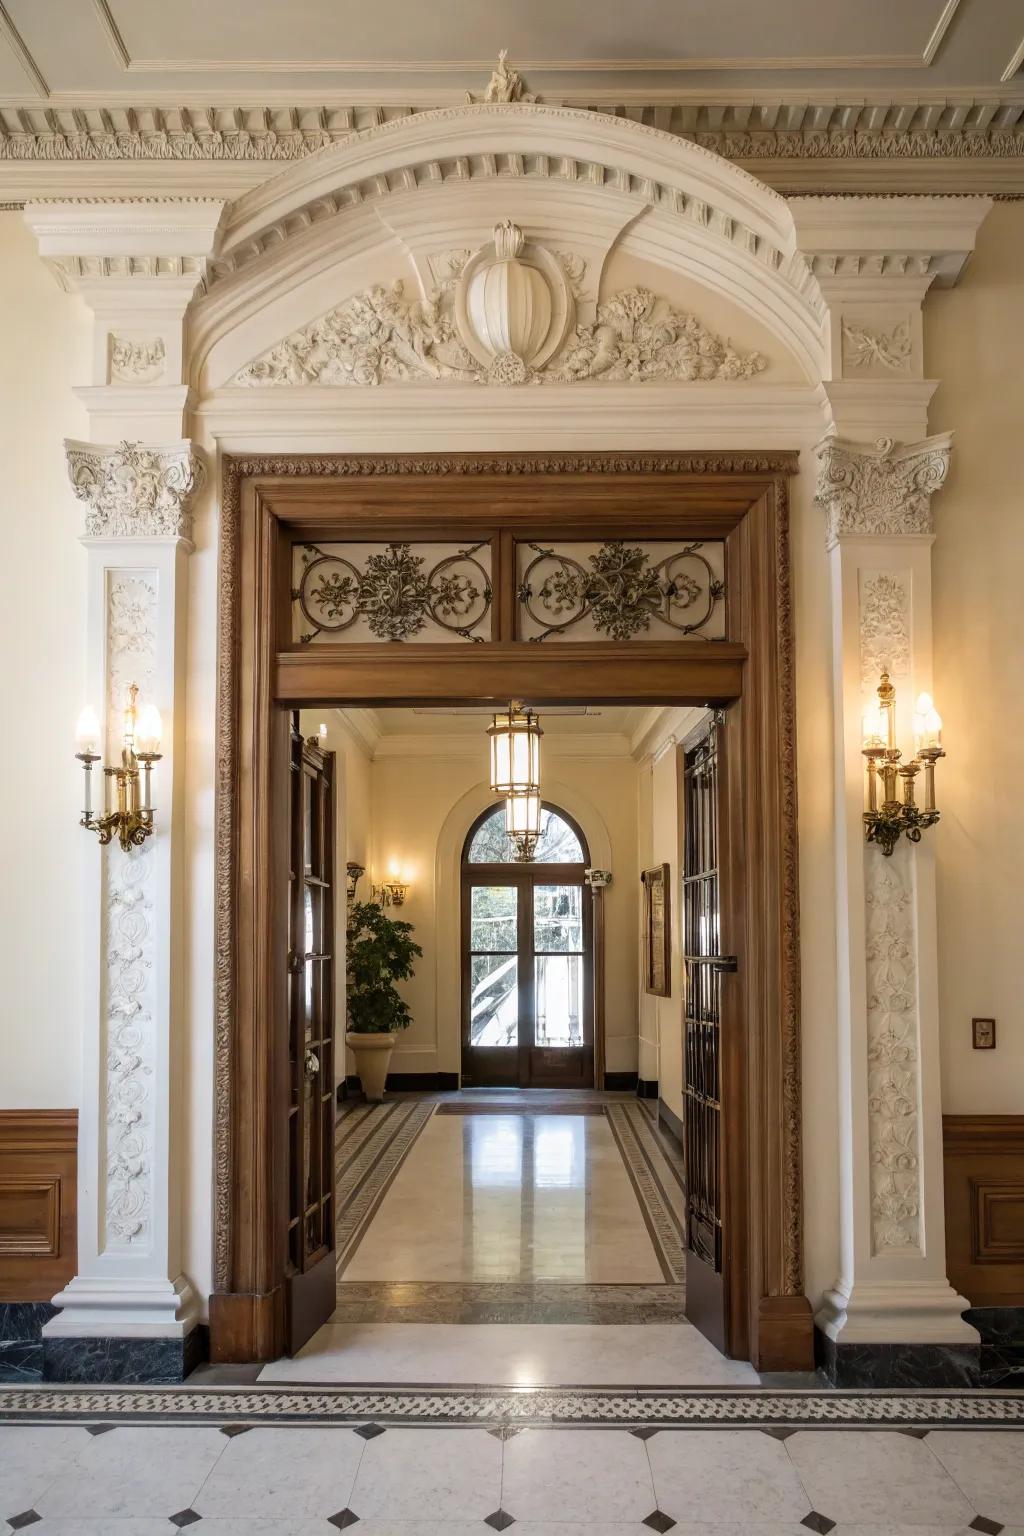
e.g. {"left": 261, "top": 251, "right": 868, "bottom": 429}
{"left": 74, "top": 683, "right": 163, "bottom": 853}
{"left": 373, "top": 859, "right": 411, "bottom": 907}
{"left": 862, "top": 671, "right": 945, "bottom": 856}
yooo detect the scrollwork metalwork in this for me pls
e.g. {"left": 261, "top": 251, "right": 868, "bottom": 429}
{"left": 294, "top": 540, "right": 492, "bottom": 643}
{"left": 518, "top": 539, "right": 725, "bottom": 642}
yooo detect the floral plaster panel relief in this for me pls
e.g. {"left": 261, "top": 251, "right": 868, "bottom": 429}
{"left": 103, "top": 572, "right": 158, "bottom": 1250}
{"left": 841, "top": 319, "right": 912, "bottom": 374}
{"left": 109, "top": 335, "right": 166, "bottom": 384}
{"left": 859, "top": 569, "right": 922, "bottom": 1256}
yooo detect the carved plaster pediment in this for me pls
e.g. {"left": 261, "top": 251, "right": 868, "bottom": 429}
{"left": 231, "top": 221, "right": 767, "bottom": 388}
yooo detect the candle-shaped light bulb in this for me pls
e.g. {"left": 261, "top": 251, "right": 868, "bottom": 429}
{"left": 318, "top": 721, "right": 328, "bottom": 740}
{"left": 136, "top": 703, "right": 162, "bottom": 755}
{"left": 862, "top": 705, "right": 886, "bottom": 748}
{"left": 925, "top": 707, "right": 942, "bottom": 747}
{"left": 915, "top": 692, "right": 933, "bottom": 716}
{"left": 75, "top": 704, "right": 101, "bottom": 756}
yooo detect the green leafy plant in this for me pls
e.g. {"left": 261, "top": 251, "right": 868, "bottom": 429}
{"left": 346, "top": 899, "right": 422, "bottom": 1035}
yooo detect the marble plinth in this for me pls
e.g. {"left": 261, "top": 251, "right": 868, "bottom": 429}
{"left": 815, "top": 1327, "right": 980, "bottom": 1387}
{"left": 42, "top": 1325, "right": 206, "bottom": 1384}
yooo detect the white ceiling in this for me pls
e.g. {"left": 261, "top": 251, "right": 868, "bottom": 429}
{"left": 365, "top": 706, "right": 647, "bottom": 737}
{"left": 1, "top": 0, "right": 1022, "bottom": 103}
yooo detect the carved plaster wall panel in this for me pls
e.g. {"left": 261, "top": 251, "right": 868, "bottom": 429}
{"left": 517, "top": 538, "right": 726, "bottom": 643}
{"left": 109, "top": 336, "right": 167, "bottom": 384}
{"left": 293, "top": 541, "right": 493, "bottom": 643}
{"left": 103, "top": 572, "right": 159, "bottom": 1250}
{"left": 841, "top": 318, "right": 913, "bottom": 375}
{"left": 858, "top": 568, "right": 923, "bottom": 1257}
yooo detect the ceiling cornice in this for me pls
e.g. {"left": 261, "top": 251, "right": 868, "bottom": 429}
{"left": 1, "top": 97, "right": 1023, "bottom": 202}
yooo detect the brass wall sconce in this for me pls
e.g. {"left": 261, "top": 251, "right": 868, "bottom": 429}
{"left": 346, "top": 862, "right": 365, "bottom": 902}
{"left": 862, "top": 671, "right": 945, "bottom": 857}
{"left": 372, "top": 865, "right": 411, "bottom": 907}
{"left": 74, "top": 683, "right": 163, "bottom": 853}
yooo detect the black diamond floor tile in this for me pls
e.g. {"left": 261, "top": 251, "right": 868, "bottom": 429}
{"left": 801, "top": 1514, "right": 836, "bottom": 1535}
{"left": 219, "top": 1423, "right": 252, "bottom": 1438}
{"left": 7, "top": 1514, "right": 42, "bottom": 1532}
{"left": 642, "top": 1513, "right": 676, "bottom": 1534}
{"left": 85, "top": 1423, "right": 115, "bottom": 1437}
{"left": 760, "top": 1425, "right": 798, "bottom": 1441}
{"left": 630, "top": 1426, "right": 660, "bottom": 1440}
{"left": 969, "top": 1519, "right": 1004, "bottom": 1535}
{"left": 353, "top": 1421, "right": 387, "bottom": 1440}
{"left": 897, "top": 1427, "right": 930, "bottom": 1439}
{"left": 169, "top": 1510, "right": 202, "bottom": 1529}
{"left": 487, "top": 1425, "right": 523, "bottom": 1441}
{"left": 327, "top": 1511, "right": 360, "bottom": 1530}
{"left": 484, "top": 1511, "right": 516, "bottom": 1531}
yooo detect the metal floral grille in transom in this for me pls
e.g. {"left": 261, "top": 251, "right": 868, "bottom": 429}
{"left": 293, "top": 541, "right": 493, "bottom": 644}
{"left": 517, "top": 539, "right": 726, "bottom": 643}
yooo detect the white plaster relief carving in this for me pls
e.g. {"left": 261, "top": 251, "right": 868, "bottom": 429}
{"left": 110, "top": 335, "right": 166, "bottom": 383}
{"left": 466, "top": 50, "right": 536, "bottom": 104}
{"left": 66, "top": 440, "right": 206, "bottom": 540}
{"left": 864, "top": 850, "right": 922, "bottom": 1254}
{"left": 233, "top": 276, "right": 767, "bottom": 388}
{"left": 859, "top": 572, "right": 911, "bottom": 695}
{"left": 103, "top": 574, "right": 158, "bottom": 1248}
{"left": 815, "top": 435, "right": 951, "bottom": 549}
{"left": 842, "top": 319, "right": 912, "bottom": 373}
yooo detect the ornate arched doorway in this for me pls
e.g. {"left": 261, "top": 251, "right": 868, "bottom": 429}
{"left": 461, "top": 802, "right": 593, "bottom": 1089}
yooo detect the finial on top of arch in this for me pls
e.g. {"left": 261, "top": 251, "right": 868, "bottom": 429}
{"left": 467, "top": 50, "right": 537, "bottom": 104}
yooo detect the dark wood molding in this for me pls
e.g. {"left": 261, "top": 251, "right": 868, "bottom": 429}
{"left": 943, "top": 1114, "right": 1024, "bottom": 1308}
{"left": 0, "top": 1110, "right": 78, "bottom": 1303}
{"left": 213, "top": 450, "right": 807, "bottom": 1368}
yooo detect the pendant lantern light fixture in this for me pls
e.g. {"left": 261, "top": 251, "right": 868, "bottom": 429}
{"left": 488, "top": 700, "right": 542, "bottom": 797}
{"left": 504, "top": 789, "right": 542, "bottom": 863}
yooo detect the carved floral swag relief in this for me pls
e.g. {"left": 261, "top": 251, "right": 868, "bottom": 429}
{"left": 233, "top": 283, "right": 767, "bottom": 388}
{"left": 859, "top": 569, "right": 922, "bottom": 1254}
{"left": 104, "top": 575, "right": 158, "bottom": 1247}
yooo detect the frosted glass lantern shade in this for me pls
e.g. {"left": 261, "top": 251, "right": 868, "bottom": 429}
{"left": 488, "top": 704, "right": 542, "bottom": 795}
{"left": 504, "top": 792, "right": 542, "bottom": 837}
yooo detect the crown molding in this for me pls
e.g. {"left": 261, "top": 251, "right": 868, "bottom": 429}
{"left": 371, "top": 730, "right": 633, "bottom": 761}
{"left": 2, "top": 98, "right": 1024, "bottom": 202}
{"left": 334, "top": 706, "right": 382, "bottom": 759}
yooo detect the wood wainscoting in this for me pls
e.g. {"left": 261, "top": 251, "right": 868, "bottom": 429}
{"left": 0, "top": 1111, "right": 77, "bottom": 1302}
{"left": 943, "top": 1116, "right": 1024, "bottom": 1306}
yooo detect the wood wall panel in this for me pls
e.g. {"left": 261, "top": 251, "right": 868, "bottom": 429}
{"left": 943, "top": 1115, "right": 1024, "bottom": 1307}
{"left": 0, "top": 1111, "right": 77, "bottom": 1301}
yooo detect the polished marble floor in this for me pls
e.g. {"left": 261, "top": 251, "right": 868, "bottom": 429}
{"left": 1, "top": 1419, "right": 1022, "bottom": 1534}
{"left": 340, "top": 1108, "right": 670, "bottom": 1285}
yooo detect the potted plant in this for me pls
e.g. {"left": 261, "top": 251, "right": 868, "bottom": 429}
{"left": 345, "top": 899, "right": 422, "bottom": 1101}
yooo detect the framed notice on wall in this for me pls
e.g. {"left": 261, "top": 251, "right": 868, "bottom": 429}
{"left": 641, "top": 864, "right": 671, "bottom": 997}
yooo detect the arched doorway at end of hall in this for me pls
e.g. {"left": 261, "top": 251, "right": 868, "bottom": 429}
{"left": 461, "top": 802, "right": 593, "bottom": 1089}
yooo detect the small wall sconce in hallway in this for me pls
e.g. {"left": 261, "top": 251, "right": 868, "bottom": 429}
{"left": 346, "top": 862, "right": 366, "bottom": 903}
{"left": 373, "top": 862, "right": 411, "bottom": 907}
{"left": 74, "top": 683, "right": 162, "bottom": 853}
{"left": 862, "top": 670, "right": 945, "bottom": 856}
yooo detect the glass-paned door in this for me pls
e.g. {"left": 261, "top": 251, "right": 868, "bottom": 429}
{"left": 462, "top": 805, "right": 593, "bottom": 1088}
{"left": 285, "top": 714, "right": 337, "bottom": 1353}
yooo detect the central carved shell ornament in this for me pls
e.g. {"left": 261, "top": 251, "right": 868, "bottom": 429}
{"left": 233, "top": 220, "right": 767, "bottom": 388}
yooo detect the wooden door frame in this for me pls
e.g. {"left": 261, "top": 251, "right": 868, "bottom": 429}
{"left": 209, "top": 450, "right": 810, "bottom": 1371}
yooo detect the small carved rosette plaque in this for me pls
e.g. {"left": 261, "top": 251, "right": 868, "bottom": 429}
{"left": 293, "top": 540, "right": 493, "bottom": 644}
{"left": 516, "top": 539, "right": 726, "bottom": 643}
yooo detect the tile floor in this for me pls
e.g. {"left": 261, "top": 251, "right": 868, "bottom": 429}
{"left": 1, "top": 1421, "right": 1022, "bottom": 1535}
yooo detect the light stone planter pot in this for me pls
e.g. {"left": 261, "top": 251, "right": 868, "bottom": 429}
{"left": 345, "top": 1030, "right": 397, "bottom": 1102}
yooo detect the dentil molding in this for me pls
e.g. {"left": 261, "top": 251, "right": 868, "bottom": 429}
{"left": 814, "top": 434, "right": 952, "bottom": 548}
{"left": 65, "top": 440, "right": 206, "bottom": 540}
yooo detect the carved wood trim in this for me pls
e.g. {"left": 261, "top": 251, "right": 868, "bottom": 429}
{"left": 213, "top": 450, "right": 805, "bottom": 1364}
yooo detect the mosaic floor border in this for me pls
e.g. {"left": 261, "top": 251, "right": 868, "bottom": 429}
{"left": 1, "top": 1384, "right": 1022, "bottom": 1428}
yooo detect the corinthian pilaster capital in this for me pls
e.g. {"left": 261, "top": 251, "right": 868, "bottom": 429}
{"left": 65, "top": 438, "right": 205, "bottom": 540}
{"left": 814, "top": 433, "right": 952, "bottom": 549}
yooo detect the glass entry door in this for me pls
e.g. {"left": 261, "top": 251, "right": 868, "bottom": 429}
{"left": 462, "top": 805, "right": 593, "bottom": 1088}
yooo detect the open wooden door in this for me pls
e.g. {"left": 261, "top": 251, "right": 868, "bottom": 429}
{"left": 681, "top": 715, "right": 737, "bottom": 1355}
{"left": 284, "top": 715, "right": 337, "bottom": 1353}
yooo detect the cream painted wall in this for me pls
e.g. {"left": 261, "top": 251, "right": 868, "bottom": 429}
{"left": 0, "top": 214, "right": 90, "bottom": 1108}
{"left": 358, "top": 744, "right": 640, "bottom": 1079}
{"left": 928, "top": 202, "right": 1024, "bottom": 1116}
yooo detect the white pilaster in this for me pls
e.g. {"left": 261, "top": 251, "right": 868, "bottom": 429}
{"left": 44, "top": 443, "right": 204, "bottom": 1340}
{"left": 815, "top": 435, "right": 977, "bottom": 1348}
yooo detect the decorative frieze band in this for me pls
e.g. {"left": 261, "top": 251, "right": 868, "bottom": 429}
{"left": 65, "top": 440, "right": 206, "bottom": 540}
{"left": 814, "top": 434, "right": 952, "bottom": 549}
